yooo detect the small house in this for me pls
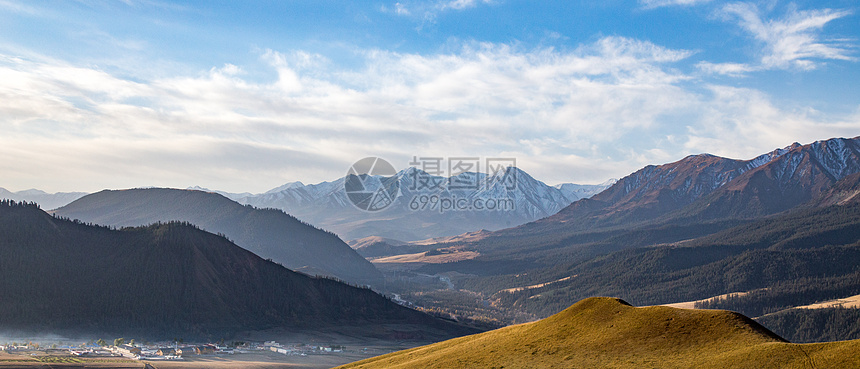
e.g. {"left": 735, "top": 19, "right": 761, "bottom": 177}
{"left": 157, "top": 348, "right": 176, "bottom": 356}
{"left": 118, "top": 344, "right": 141, "bottom": 356}
{"left": 193, "top": 346, "right": 215, "bottom": 355}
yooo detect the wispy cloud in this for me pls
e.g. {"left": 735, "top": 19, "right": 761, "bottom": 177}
{"left": 438, "top": 0, "right": 492, "bottom": 11}
{"left": 385, "top": 0, "right": 493, "bottom": 24}
{"left": 719, "top": 2, "right": 855, "bottom": 70}
{"left": 393, "top": 2, "right": 410, "bottom": 15}
{"left": 640, "top": 0, "right": 712, "bottom": 9}
{"left": 116, "top": 0, "right": 192, "bottom": 12}
{"left": 695, "top": 61, "right": 758, "bottom": 76}
{"left": 685, "top": 85, "right": 860, "bottom": 159}
{"left": 0, "top": 0, "right": 39, "bottom": 14}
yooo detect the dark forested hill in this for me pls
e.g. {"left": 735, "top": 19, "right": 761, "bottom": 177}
{"left": 757, "top": 308, "right": 860, "bottom": 343}
{"left": 52, "top": 188, "right": 382, "bottom": 286}
{"left": 0, "top": 201, "right": 473, "bottom": 340}
{"left": 467, "top": 203, "right": 860, "bottom": 319}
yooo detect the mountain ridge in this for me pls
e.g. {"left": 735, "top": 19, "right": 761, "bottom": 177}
{"left": 535, "top": 140, "right": 806, "bottom": 229}
{"left": 0, "top": 187, "right": 88, "bottom": 210}
{"left": 436, "top": 137, "right": 860, "bottom": 249}
{"left": 52, "top": 188, "right": 383, "bottom": 286}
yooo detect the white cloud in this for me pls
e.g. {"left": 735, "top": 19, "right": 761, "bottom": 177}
{"left": 394, "top": 2, "right": 410, "bottom": 15}
{"left": 696, "top": 61, "right": 757, "bottom": 76}
{"left": 640, "top": 0, "right": 712, "bottom": 9}
{"left": 684, "top": 85, "right": 860, "bottom": 160}
{"left": 0, "top": 36, "right": 857, "bottom": 192}
{"left": 0, "top": 0, "right": 39, "bottom": 14}
{"left": 439, "top": 0, "right": 492, "bottom": 11}
{"left": 721, "top": 2, "right": 855, "bottom": 70}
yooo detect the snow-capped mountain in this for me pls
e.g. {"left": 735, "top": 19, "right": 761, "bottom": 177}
{"left": 554, "top": 180, "right": 617, "bottom": 201}
{"left": 394, "top": 166, "right": 576, "bottom": 220}
{"left": 541, "top": 136, "right": 860, "bottom": 228}
{"left": 186, "top": 186, "right": 253, "bottom": 201}
{"left": 689, "top": 136, "right": 860, "bottom": 219}
{"left": 223, "top": 167, "right": 607, "bottom": 241}
{"left": 264, "top": 181, "right": 306, "bottom": 194}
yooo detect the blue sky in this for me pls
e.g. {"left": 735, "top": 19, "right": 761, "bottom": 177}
{"left": 0, "top": 0, "right": 858, "bottom": 193}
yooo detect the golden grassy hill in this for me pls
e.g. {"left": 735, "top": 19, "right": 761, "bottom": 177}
{"left": 338, "top": 297, "right": 860, "bottom": 369}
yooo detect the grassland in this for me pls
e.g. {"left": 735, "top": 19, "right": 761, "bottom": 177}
{"left": 338, "top": 297, "right": 860, "bottom": 369}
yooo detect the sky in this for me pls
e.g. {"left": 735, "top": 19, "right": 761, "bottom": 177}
{"left": 0, "top": 0, "right": 858, "bottom": 193}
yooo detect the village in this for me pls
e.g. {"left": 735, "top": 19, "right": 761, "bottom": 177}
{"left": 0, "top": 339, "right": 354, "bottom": 362}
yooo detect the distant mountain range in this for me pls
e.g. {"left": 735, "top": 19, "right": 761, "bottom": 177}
{"left": 460, "top": 137, "right": 860, "bottom": 251}
{"left": 338, "top": 297, "right": 860, "bottom": 369}
{"left": 52, "top": 188, "right": 383, "bottom": 286}
{"left": 0, "top": 188, "right": 87, "bottom": 210}
{"left": 0, "top": 200, "right": 475, "bottom": 340}
{"left": 1, "top": 170, "right": 613, "bottom": 243}
{"left": 376, "top": 137, "right": 860, "bottom": 341}
{"left": 363, "top": 137, "right": 860, "bottom": 263}
{"left": 203, "top": 167, "right": 614, "bottom": 242}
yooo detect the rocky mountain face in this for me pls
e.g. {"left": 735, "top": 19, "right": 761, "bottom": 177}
{"left": 538, "top": 137, "right": 860, "bottom": 229}
{"left": 679, "top": 138, "right": 860, "bottom": 220}
{"left": 807, "top": 172, "right": 860, "bottom": 207}
{"left": 52, "top": 188, "right": 383, "bottom": 286}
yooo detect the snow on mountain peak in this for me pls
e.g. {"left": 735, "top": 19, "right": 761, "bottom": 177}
{"left": 229, "top": 166, "right": 598, "bottom": 240}
{"left": 265, "top": 181, "right": 306, "bottom": 194}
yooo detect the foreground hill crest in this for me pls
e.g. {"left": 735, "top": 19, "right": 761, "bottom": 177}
{"left": 340, "top": 297, "right": 860, "bottom": 369}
